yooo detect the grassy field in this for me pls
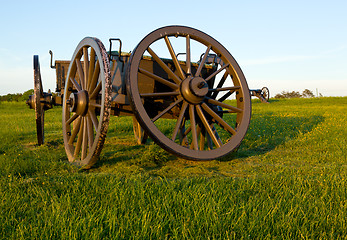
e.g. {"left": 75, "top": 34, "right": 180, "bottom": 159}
{"left": 0, "top": 97, "right": 346, "bottom": 239}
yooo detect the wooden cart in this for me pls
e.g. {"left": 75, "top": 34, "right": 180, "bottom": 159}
{"left": 27, "top": 25, "right": 264, "bottom": 168}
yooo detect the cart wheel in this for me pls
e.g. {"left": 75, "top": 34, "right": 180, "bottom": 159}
{"left": 62, "top": 37, "right": 112, "bottom": 168}
{"left": 132, "top": 116, "right": 148, "bottom": 144}
{"left": 261, "top": 87, "right": 270, "bottom": 102}
{"left": 126, "top": 26, "right": 251, "bottom": 160}
{"left": 33, "top": 55, "right": 45, "bottom": 146}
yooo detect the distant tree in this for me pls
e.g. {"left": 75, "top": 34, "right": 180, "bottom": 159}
{"left": 288, "top": 91, "right": 302, "bottom": 98}
{"left": 302, "top": 89, "right": 315, "bottom": 98}
{"left": 274, "top": 91, "right": 302, "bottom": 98}
{"left": 274, "top": 92, "right": 285, "bottom": 98}
{"left": 21, "top": 89, "right": 34, "bottom": 101}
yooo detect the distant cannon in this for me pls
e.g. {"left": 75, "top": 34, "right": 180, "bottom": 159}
{"left": 250, "top": 87, "right": 270, "bottom": 103}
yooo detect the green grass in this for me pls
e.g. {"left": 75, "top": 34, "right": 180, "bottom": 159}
{"left": 0, "top": 97, "right": 346, "bottom": 239}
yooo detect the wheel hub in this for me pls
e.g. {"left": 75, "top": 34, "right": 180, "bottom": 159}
{"left": 180, "top": 76, "right": 208, "bottom": 104}
{"left": 67, "top": 90, "right": 89, "bottom": 116}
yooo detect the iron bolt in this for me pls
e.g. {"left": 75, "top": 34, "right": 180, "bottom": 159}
{"left": 198, "top": 81, "right": 206, "bottom": 89}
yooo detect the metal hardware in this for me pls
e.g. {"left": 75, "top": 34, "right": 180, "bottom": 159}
{"left": 109, "top": 38, "right": 123, "bottom": 63}
{"left": 49, "top": 50, "right": 56, "bottom": 69}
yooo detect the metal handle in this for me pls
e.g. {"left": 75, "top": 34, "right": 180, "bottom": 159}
{"left": 49, "top": 50, "right": 56, "bottom": 69}
{"left": 109, "top": 38, "right": 123, "bottom": 63}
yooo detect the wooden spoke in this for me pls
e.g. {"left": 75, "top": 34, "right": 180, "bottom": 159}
{"left": 189, "top": 104, "right": 198, "bottom": 150}
{"left": 83, "top": 47, "right": 89, "bottom": 89}
{"left": 205, "top": 63, "right": 229, "bottom": 82}
{"left": 218, "top": 91, "right": 233, "bottom": 102}
{"left": 75, "top": 58, "right": 85, "bottom": 90}
{"left": 172, "top": 102, "right": 188, "bottom": 141}
{"left": 196, "top": 105, "right": 221, "bottom": 148}
{"left": 164, "top": 36, "right": 185, "bottom": 80}
{"left": 178, "top": 120, "right": 189, "bottom": 147}
{"left": 147, "top": 47, "right": 181, "bottom": 85}
{"left": 207, "top": 98, "right": 243, "bottom": 113}
{"left": 88, "top": 109, "right": 99, "bottom": 132}
{"left": 139, "top": 67, "right": 178, "bottom": 89}
{"left": 151, "top": 97, "right": 183, "bottom": 122}
{"left": 195, "top": 45, "right": 211, "bottom": 77}
{"left": 81, "top": 117, "right": 88, "bottom": 159}
{"left": 186, "top": 35, "right": 191, "bottom": 75}
{"left": 216, "top": 71, "right": 229, "bottom": 89}
{"left": 89, "top": 102, "right": 102, "bottom": 108}
{"left": 74, "top": 117, "right": 84, "bottom": 157}
{"left": 183, "top": 125, "right": 191, "bottom": 138}
{"left": 211, "top": 124, "right": 223, "bottom": 145}
{"left": 211, "top": 86, "right": 239, "bottom": 102}
{"left": 191, "top": 125, "right": 202, "bottom": 150}
{"left": 86, "top": 114, "right": 94, "bottom": 149}
{"left": 206, "top": 127, "right": 214, "bottom": 150}
{"left": 179, "top": 123, "right": 191, "bottom": 147}
{"left": 68, "top": 116, "right": 82, "bottom": 145}
{"left": 140, "top": 92, "right": 180, "bottom": 98}
{"left": 87, "top": 48, "right": 95, "bottom": 90}
{"left": 208, "top": 86, "right": 240, "bottom": 92}
{"left": 69, "top": 77, "right": 82, "bottom": 92}
{"left": 90, "top": 81, "right": 101, "bottom": 100}
{"left": 88, "top": 60, "right": 100, "bottom": 93}
{"left": 211, "top": 71, "right": 229, "bottom": 99}
{"left": 66, "top": 113, "right": 79, "bottom": 125}
{"left": 201, "top": 102, "right": 236, "bottom": 135}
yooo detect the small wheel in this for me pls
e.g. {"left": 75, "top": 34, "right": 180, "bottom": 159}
{"left": 261, "top": 87, "right": 270, "bottom": 102}
{"left": 126, "top": 26, "right": 251, "bottom": 160}
{"left": 132, "top": 116, "right": 148, "bottom": 144}
{"left": 62, "top": 37, "right": 112, "bottom": 168}
{"left": 33, "top": 55, "right": 44, "bottom": 146}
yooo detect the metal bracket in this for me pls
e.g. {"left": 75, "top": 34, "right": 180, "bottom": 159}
{"left": 199, "top": 53, "right": 222, "bottom": 65}
{"left": 176, "top": 53, "right": 186, "bottom": 59}
{"left": 49, "top": 50, "right": 56, "bottom": 69}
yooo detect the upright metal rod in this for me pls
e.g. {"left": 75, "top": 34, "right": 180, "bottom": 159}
{"left": 49, "top": 50, "right": 56, "bottom": 69}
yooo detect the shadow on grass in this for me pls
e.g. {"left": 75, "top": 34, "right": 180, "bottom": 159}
{"left": 46, "top": 139, "right": 64, "bottom": 148}
{"left": 93, "top": 143, "right": 148, "bottom": 167}
{"left": 227, "top": 113, "right": 325, "bottom": 160}
{"left": 93, "top": 113, "right": 325, "bottom": 170}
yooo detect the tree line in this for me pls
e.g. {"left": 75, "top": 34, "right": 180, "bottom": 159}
{"left": 274, "top": 89, "right": 319, "bottom": 98}
{"left": 0, "top": 88, "right": 320, "bottom": 102}
{"left": 0, "top": 89, "right": 33, "bottom": 102}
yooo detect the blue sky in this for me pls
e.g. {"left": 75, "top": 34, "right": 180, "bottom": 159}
{"left": 1, "top": 0, "right": 346, "bottom": 96}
